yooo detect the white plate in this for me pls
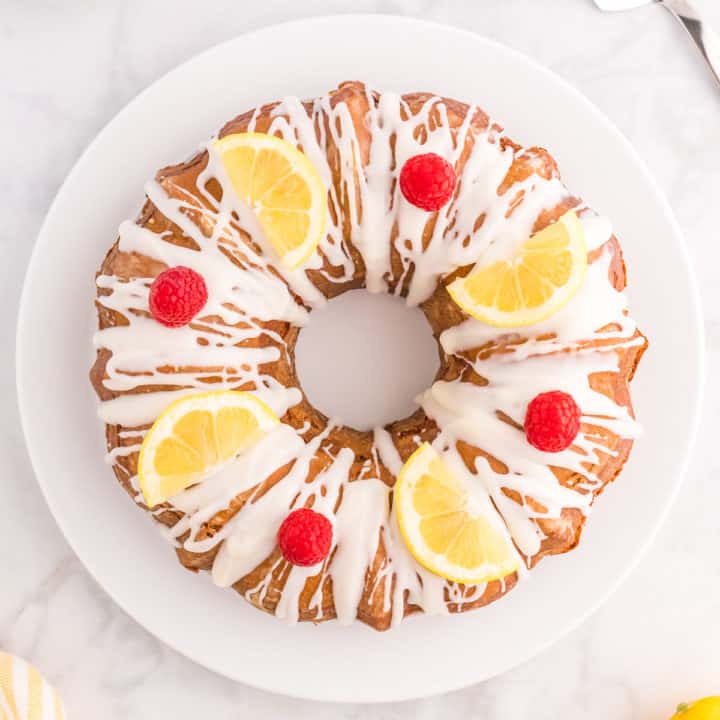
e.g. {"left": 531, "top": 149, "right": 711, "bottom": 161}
{"left": 16, "top": 15, "right": 703, "bottom": 703}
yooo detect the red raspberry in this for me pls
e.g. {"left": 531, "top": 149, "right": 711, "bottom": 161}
{"left": 277, "top": 508, "right": 333, "bottom": 567}
{"left": 524, "top": 391, "right": 581, "bottom": 453}
{"left": 399, "top": 153, "right": 457, "bottom": 211}
{"left": 149, "top": 266, "right": 208, "bottom": 327}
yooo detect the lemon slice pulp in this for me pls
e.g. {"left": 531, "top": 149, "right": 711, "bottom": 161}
{"left": 213, "top": 132, "right": 327, "bottom": 269}
{"left": 394, "top": 443, "right": 519, "bottom": 584}
{"left": 138, "top": 390, "right": 279, "bottom": 508}
{"left": 448, "top": 210, "right": 587, "bottom": 327}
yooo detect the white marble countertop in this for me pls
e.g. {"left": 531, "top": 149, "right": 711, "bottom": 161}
{"left": 3, "top": 0, "right": 720, "bottom": 717}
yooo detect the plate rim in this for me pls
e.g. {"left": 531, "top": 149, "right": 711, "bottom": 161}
{"left": 15, "top": 13, "right": 705, "bottom": 703}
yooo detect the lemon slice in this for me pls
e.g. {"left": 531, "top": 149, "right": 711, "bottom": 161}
{"left": 394, "top": 443, "right": 519, "bottom": 584}
{"left": 213, "top": 132, "right": 327, "bottom": 269}
{"left": 448, "top": 210, "right": 587, "bottom": 327}
{"left": 138, "top": 390, "right": 279, "bottom": 508}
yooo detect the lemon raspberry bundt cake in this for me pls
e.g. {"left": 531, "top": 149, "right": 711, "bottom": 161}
{"left": 90, "top": 81, "right": 647, "bottom": 631}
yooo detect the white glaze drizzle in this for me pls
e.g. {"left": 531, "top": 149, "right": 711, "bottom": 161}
{"left": 93, "top": 84, "right": 643, "bottom": 627}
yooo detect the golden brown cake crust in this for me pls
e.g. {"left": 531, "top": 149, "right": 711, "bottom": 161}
{"left": 90, "top": 81, "right": 647, "bottom": 630}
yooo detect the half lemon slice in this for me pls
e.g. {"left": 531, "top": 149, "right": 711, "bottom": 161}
{"left": 138, "top": 390, "right": 279, "bottom": 508}
{"left": 448, "top": 210, "right": 587, "bottom": 327}
{"left": 213, "top": 132, "right": 327, "bottom": 269}
{"left": 394, "top": 443, "right": 519, "bottom": 584}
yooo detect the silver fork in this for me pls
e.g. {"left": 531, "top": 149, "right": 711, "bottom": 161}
{"left": 594, "top": 0, "right": 720, "bottom": 89}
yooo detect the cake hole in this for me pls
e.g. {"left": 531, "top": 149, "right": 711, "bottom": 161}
{"left": 294, "top": 290, "right": 438, "bottom": 431}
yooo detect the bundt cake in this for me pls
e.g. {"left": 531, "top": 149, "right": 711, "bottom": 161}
{"left": 90, "top": 81, "right": 647, "bottom": 631}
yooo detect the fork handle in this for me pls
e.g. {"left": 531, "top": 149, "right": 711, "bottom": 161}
{"left": 662, "top": 0, "right": 720, "bottom": 89}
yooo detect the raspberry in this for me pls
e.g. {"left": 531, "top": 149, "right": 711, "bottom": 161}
{"left": 524, "top": 391, "right": 581, "bottom": 453}
{"left": 149, "top": 266, "right": 208, "bottom": 327}
{"left": 399, "top": 153, "right": 457, "bottom": 211}
{"left": 277, "top": 508, "right": 333, "bottom": 567}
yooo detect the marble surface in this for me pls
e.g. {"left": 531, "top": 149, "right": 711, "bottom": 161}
{"left": 3, "top": 0, "right": 720, "bottom": 717}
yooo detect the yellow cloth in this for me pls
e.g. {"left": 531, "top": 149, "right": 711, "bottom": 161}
{"left": 0, "top": 653, "right": 65, "bottom": 720}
